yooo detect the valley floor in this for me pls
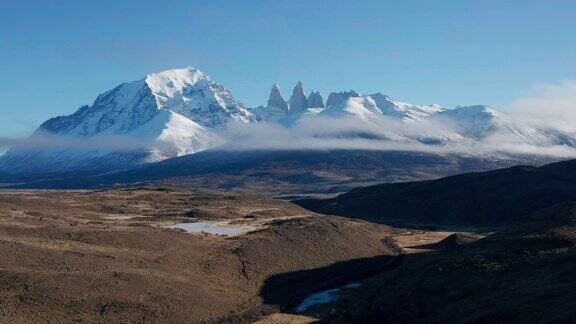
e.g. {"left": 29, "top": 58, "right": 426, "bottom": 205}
{"left": 0, "top": 187, "right": 406, "bottom": 322}
{"left": 3, "top": 186, "right": 573, "bottom": 323}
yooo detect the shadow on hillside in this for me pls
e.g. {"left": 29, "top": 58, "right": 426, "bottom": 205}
{"left": 220, "top": 253, "right": 417, "bottom": 323}
{"left": 219, "top": 254, "right": 406, "bottom": 322}
{"left": 260, "top": 254, "right": 404, "bottom": 309}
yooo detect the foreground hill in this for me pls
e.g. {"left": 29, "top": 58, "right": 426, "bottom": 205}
{"left": 4, "top": 185, "right": 576, "bottom": 322}
{"left": 0, "top": 187, "right": 401, "bottom": 322}
{"left": 296, "top": 158, "right": 576, "bottom": 227}
{"left": 293, "top": 202, "right": 576, "bottom": 322}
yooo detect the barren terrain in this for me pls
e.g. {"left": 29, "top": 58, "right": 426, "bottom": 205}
{"left": 0, "top": 187, "right": 414, "bottom": 323}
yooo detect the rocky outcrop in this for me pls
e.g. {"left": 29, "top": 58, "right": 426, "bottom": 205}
{"left": 267, "top": 84, "right": 288, "bottom": 112}
{"left": 250, "top": 84, "right": 290, "bottom": 122}
{"left": 325, "top": 90, "right": 360, "bottom": 107}
{"left": 307, "top": 90, "right": 324, "bottom": 108}
{"left": 288, "top": 81, "right": 308, "bottom": 114}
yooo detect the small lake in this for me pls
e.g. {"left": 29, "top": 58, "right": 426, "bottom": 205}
{"left": 166, "top": 221, "right": 256, "bottom": 236}
{"left": 296, "top": 283, "right": 361, "bottom": 312}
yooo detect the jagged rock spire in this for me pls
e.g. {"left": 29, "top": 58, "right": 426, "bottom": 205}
{"left": 307, "top": 90, "right": 324, "bottom": 108}
{"left": 288, "top": 81, "right": 308, "bottom": 114}
{"left": 267, "top": 84, "right": 288, "bottom": 112}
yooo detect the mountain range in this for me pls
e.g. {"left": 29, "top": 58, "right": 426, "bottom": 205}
{"left": 1, "top": 66, "right": 576, "bottom": 189}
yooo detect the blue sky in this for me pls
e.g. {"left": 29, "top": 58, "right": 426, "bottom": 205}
{"left": 1, "top": 0, "right": 575, "bottom": 137}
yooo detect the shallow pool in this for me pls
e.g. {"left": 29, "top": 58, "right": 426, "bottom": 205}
{"left": 166, "top": 221, "right": 256, "bottom": 236}
{"left": 295, "top": 283, "right": 361, "bottom": 312}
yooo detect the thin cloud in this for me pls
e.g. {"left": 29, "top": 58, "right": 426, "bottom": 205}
{"left": 219, "top": 115, "right": 576, "bottom": 158}
{"left": 0, "top": 133, "right": 152, "bottom": 151}
{"left": 505, "top": 80, "right": 576, "bottom": 132}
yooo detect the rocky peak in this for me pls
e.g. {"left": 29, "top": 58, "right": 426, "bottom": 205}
{"left": 288, "top": 81, "right": 308, "bottom": 114}
{"left": 267, "top": 84, "right": 288, "bottom": 112}
{"left": 307, "top": 90, "right": 325, "bottom": 108}
{"left": 36, "top": 67, "right": 254, "bottom": 138}
{"left": 325, "top": 90, "right": 360, "bottom": 107}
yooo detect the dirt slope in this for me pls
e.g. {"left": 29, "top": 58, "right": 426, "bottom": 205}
{"left": 0, "top": 187, "right": 400, "bottom": 323}
{"left": 291, "top": 203, "right": 576, "bottom": 323}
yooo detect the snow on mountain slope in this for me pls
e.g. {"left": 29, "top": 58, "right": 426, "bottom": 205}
{"left": 145, "top": 67, "right": 253, "bottom": 127}
{"left": 289, "top": 96, "right": 576, "bottom": 152}
{"left": 129, "top": 110, "right": 223, "bottom": 161}
{"left": 40, "top": 79, "right": 158, "bottom": 136}
{"left": 431, "top": 105, "right": 507, "bottom": 138}
{"left": 0, "top": 67, "right": 247, "bottom": 174}
{"left": 146, "top": 67, "right": 209, "bottom": 106}
{"left": 248, "top": 87, "right": 576, "bottom": 155}
{"left": 369, "top": 93, "right": 444, "bottom": 119}
{"left": 432, "top": 105, "right": 576, "bottom": 147}
{"left": 319, "top": 96, "right": 384, "bottom": 120}
{"left": 0, "top": 110, "right": 223, "bottom": 174}
{"left": 37, "top": 66, "right": 251, "bottom": 139}
{"left": 319, "top": 92, "right": 442, "bottom": 121}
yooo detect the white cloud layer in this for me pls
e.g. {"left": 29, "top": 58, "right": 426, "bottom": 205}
{"left": 218, "top": 114, "right": 576, "bottom": 158}
{"left": 0, "top": 134, "right": 151, "bottom": 151}
{"left": 505, "top": 80, "right": 576, "bottom": 132}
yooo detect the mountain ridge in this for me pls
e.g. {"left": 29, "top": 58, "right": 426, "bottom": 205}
{"left": 295, "top": 157, "right": 576, "bottom": 227}
{"left": 2, "top": 66, "right": 576, "bottom": 178}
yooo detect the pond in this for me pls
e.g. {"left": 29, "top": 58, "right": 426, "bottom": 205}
{"left": 166, "top": 221, "right": 256, "bottom": 236}
{"left": 295, "top": 283, "right": 362, "bottom": 312}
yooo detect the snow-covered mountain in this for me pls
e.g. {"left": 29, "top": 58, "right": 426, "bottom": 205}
{"left": 2, "top": 71, "right": 576, "bottom": 177}
{"left": 368, "top": 93, "right": 444, "bottom": 120}
{"left": 432, "top": 105, "right": 576, "bottom": 147}
{"left": 0, "top": 67, "right": 248, "bottom": 174}
{"left": 254, "top": 86, "right": 443, "bottom": 122}
{"left": 251, "top": 83, "right": 576, "bottom": 154}
{"left": 317, "top": 93, "right": 442, "bottom": 121}
{"left": 39, "top": 66, "right": 252, "bottom": 136}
